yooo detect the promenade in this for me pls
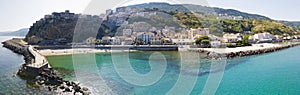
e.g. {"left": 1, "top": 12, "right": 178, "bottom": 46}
{"left": 27, "top": 46, "right": 50, "bottom": 68}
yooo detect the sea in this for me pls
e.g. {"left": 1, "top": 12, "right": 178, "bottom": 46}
{"left": 1, "top": 36, "right": 300, "bottom": 95}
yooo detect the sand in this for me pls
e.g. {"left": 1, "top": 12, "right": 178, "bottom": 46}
{"left": 37, "top": 48, "right": 136, "bottom": 56}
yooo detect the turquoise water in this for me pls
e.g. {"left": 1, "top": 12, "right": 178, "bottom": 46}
{"left": 0, "top": 36, "right": 55, "bottom": 94}
{"left": 47, "top": 45, "right": 300, "bottom": 95}
{"left": 2, "top": 36, "right": 299, "bottom": 94}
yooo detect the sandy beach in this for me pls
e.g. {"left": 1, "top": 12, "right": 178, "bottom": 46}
{"left": 37, "top": 48, "right": 137, "bottom": 56}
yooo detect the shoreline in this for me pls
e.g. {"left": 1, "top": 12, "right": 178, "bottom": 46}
{"left": 188, "top": 43, "right": 300, "bottom": 58}
{"left": 38, "top": 48, "right": 138, "bottom": 56}
{"left": 36, "top": 43, "right": 300, "bottom": 58}
{"left": 2, "top": 38, "right": 300, "bottom": 94}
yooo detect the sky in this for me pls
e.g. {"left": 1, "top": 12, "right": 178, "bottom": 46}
{"left": 0, "top": 0, "right": 299, "bottom": 32}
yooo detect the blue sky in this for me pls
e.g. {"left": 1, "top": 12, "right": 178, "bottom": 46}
{"left": 0, "top": 0, "right": 299, "bottom": 31}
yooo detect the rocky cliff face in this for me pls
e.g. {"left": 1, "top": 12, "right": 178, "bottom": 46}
{"left": 25, "top": 10, "right": 106, "bottom": 45}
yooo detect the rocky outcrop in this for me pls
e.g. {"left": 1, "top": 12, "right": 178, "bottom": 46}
{"left": 25, "top": 10, "right": 114, "bottom": 45}
{"left": 2, "top": 38, "right": 33, "bottom": 64}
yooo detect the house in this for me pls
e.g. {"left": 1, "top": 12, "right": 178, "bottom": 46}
{"left": 253, "top": 32, "right": 273, "bottom": 43}
{"left": 223, "top": 33, "right": 243, "bottom": 43}
{"left": 101, "top": 36, "right": 112, "bottom": 44}
{"left": 171, "top": 39, "right": 194, "bottom": 45}
{"left": 210, "top": 41, "right": 222, "bottom": 48}
{"left": 197, "top": 28, "right": 210, "bottom": 36}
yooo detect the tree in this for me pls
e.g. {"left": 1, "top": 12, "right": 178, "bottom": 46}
{"left": 236, "top": 35, "right": 251, "bottom": 47}
{"left": 195, "top": 36, "right": 211, "bottom": 48}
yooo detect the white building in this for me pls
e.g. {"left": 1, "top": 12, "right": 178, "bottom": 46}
{"left": 171, "top": 39, "right": 194, "bottom": 45}
{"left": 210, "top": 41, "right": 222, "bottom": 48}
{"left": 136, "top": 32, "right": 155, "bottom": 44}
{"left": 253, "top": 32, "right": 273, "bottom": 42}
{"left": 102, "top": 36, "right": 112, "bottom": 44}
{"left": 223, "top": 33, "right": 243, "bottom": 43}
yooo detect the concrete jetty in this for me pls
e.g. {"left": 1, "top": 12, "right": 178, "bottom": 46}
{"left": 2, "top": 39, "right": 91, "bottom": 94}
{"left": 27, "top": 46, "right": 50, "bottom": 68}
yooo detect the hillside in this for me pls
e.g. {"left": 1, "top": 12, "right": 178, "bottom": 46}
{"left": 221, "top": 19, "right": 298, "bottom": 35}
{"left": 25, "top": 3, "right": 300, "bottom": 45}
{"left": 280, "top": 21, "right": 300, "bottom": 31}
{"left": 0, "top": 28, "right": 29, "bottom": 37}
{"left": 128, "top": 2, "right": 271, "bottom": 20}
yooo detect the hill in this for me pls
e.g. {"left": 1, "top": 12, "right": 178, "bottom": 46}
{"left": 0, "top": 28, "right": 29, "bottom": 37}
{"left": 25, "top": 3, "right": 300, "bottom": 45}
{"left": 128, "top": 2, "right": 271, "bottom": 20}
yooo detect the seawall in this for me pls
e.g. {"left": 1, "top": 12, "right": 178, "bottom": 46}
{"left": 35, "top": 45, "right": 179, "bottom": 51}
{"left": 188, "top": 43, "right": 300, "bottom": 59}
{"left": 2, "top": 39, "right": 91, "bottom": 94}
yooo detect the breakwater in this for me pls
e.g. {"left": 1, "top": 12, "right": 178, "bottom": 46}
{"left": 188, "top": 43, "right": 300, "bottom": 59}
{"left": 225, "top": 44, "right": 300, "bottom": 58}
{"left": 2, "top": 39, "right": 91, "bottom": 95}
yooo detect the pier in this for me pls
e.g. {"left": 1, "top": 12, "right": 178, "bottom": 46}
{"left": 27, "top": 46, "right": 50, "bottom": 68}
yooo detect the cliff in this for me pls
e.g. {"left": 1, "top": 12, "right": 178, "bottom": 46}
{"left": 25, "top": 10, "right": 109, "bottom": 45}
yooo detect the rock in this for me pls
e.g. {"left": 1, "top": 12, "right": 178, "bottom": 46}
{"left": 73, "top": 85, "right": 81, "bottom": 92}
{"left": 59, "top": 85, "right": 65, "bottom": 90}
{"left": 82, "top": 87, "right": 89, "bottom": 91}
{"left": 73, "top": 81, "right": 80, "bottom": 86}
{"left": 35, "top": 75, "right": 41, "bottom": 79}
{"left": 48, "top": 86, "right": 52, "bottom": 91}
{"left": 65, "top": 87, "right": 71, "bottom": 92}
{"left": 82, "top": 91, "right": 91, "bottom": 95}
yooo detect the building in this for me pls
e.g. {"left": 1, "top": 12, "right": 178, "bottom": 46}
{"left": 253, "top": 32, "right": 273, "bottom": 42}
{"left": 223, "top": 33, "right": 243, "bottom": 43}
{"left": 217, "top": 14, "right": 243, "bottom": 20}
{"left": 106, "top": 9, "right": 113, "bottom": 15}
{"left": 151, "top": 36, "right": 162, "bottom": 45}
{"left": 171, "top": 39, "right": 194, "bottom": 45}
{"left": 198, "top": 28, "right": 210, "bottom": 36}
{"left": 210, "top": 41, "right": 222, "bottom": 48}
{"left": 116, "top": 7, "right": 127, "bottom": 13}
{"left": 101, "top": 36, "right": 112, "bottom": 44}
{"left": 136, "top": 32, "right": 155, "bottom": 44}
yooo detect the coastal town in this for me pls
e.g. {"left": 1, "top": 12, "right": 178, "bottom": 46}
{"left": 2, "top": 2, "right": 300, "bottom": 95}
{"left": 27, "top": 8, "right": 300, "bottom": 49}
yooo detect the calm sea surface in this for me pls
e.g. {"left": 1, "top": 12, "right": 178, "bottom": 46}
{"left": 47, "top": 43, "right": 300, "bottom": 95}
{"left": 1, "top": 36, "right": 300, "bottom": 95}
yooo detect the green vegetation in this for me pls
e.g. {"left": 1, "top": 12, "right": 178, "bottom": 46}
{"left": 236, "top": 35, "right": 251, "bottom": 47}
{"left": 173, "top": 12, "right": 203, "bottom": 28}
{"left": 195, "top": 36, "right": 211, "bottom": 48}
{"left": 221, "top": 19, "right": 299, "bottom": 35}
